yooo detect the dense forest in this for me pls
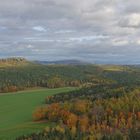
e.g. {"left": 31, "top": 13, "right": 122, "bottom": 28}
{"left": 17, "top": 86, "right": 140, "bottom": 140}
{"left": 0, "top": 58, "right": 140, "bottom": 93}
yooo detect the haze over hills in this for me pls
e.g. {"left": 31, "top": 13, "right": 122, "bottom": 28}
{"left": 1, "top": 57, "right": 140, "bottom": 67}
{"left": 1, "top": 57, "right": 140, "bottom": 66}
{"left": 0, "top": 58, "right": 91, "bottom": 67}
{"left": 35, "top": 59, "right": 91, "bottom": 65}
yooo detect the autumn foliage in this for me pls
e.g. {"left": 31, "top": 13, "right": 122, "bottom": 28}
{"left": 32, "top": 88, "right": 140, "bottom": 139}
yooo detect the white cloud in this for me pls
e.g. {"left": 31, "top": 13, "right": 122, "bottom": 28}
{"left": 26, "top": 44, "right": 34, "bottom": 48}
{"left": 24, "top": 35, "right": 109, "bottom": 43}
{"left": 69, "top": 35, "right": 109, "bottom": 42}
{"left": 119, "top": 13, "right": 140, "bottom": 28}
{"left": 136, "top": 39, "right": 140, "bottom": 45}
{"left": 32, "top": 26, "right": 46, "bottom": 32}
{"left": 128, "top": 14, "right": 140, "bottom": 27}
{"left": 55, "top": 30, "right": 75, "bottom": 34}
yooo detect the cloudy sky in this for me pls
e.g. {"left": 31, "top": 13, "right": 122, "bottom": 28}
{"left": 0, "top": 0, "right": 140, "bottom": 64}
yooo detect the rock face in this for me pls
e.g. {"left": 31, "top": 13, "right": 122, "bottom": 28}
{"left": 0, "top": 57, "right": 29, "bottom": 67}
{"left": 0, "top": 57, "right": 26, "bottom": 62}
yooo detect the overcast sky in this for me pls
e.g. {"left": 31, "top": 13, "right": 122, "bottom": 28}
{"left": 0, "top": 0, "right": 140, "bottom": 64}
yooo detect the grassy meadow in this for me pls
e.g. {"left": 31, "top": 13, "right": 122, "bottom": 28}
{"left": 0, "top": 87, "right": 75, "bottom": 140}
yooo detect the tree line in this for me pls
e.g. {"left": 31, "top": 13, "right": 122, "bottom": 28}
{"left": 1, "top": 60, "right": 140, "bottom": 93}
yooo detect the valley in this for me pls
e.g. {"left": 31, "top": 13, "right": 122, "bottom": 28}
{"left": 0, "top": 58, "right": 140, "bottom": 140}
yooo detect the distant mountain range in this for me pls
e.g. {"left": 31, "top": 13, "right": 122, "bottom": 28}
{"left": 1, "top": 57, "right": 140, "bottom": 66}
{"left": 34, "top": 60, "right": 91, "bottom": 65}
{"left": 0, "top": 58, "right": 90, "bottom": 66}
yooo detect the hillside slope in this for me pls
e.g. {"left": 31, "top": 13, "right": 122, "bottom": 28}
{"left": 0, "top": 58, "right": 140, "bottom": 93}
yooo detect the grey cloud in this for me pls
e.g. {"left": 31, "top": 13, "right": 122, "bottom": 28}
{"left": 0, "top": 0, "right": 140, "bottom": 64}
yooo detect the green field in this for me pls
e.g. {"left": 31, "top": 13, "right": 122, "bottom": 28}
{"left": 0, "top": 87, "right": 75, "bottom": 140}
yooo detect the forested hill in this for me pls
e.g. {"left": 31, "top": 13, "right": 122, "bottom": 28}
{"left": 0, "top": 57, "right": 140, "bottom": 93}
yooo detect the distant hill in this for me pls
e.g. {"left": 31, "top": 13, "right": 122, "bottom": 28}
{"left": 35, "top": 60, "right": 90, "bottom": 65}
{"left": 0, "top": 57, "right": 33, "bottom": 67}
